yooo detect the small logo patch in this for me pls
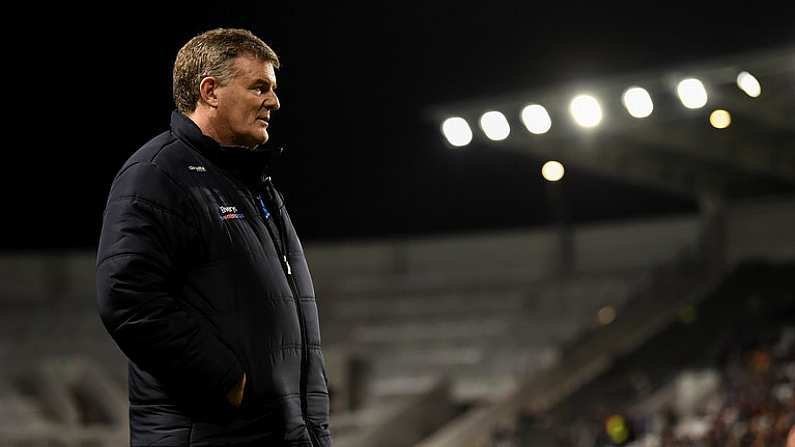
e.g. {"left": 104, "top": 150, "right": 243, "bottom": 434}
{"left": 188, "top": 165, "right": 207, "bottom": 172}
{"left": 219, "top": 206, "right": 245, "bottom": 220}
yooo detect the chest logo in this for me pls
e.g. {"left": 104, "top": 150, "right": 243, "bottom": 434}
{"left": 219, "top": 206, "right": 245, "bottom": 220}
{"left": 188, "top": 165, "right": 207, "bottom": 172}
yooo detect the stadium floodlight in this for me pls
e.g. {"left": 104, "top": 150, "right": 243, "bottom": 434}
{"left": 479, "top": 111, "right": 510, "bottom": 141}
{"left": 521, "top": 104, "right": 552, "bottom": 134}
{"left": 570, "top": 94, "right": 603, "bottom": 128}
{"left": 736, "top": 71, "right": 761, "bottom": 97}
{"left": 541, "top": 160, "right": 565, "bottom": 182}
{"left": 676, "top": 78, "right": 708, "bottom": 109}
{"left": 621, "top": 86, "right": 654, "bottom": 118}
{"left": 441, "top": 117, "right": 473, "bottom": 147}
{"left": 709, "top": 109, "right": 731, "bottom": 129}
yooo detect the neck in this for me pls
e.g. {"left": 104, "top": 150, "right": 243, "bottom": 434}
{"left": 187, "top": 109, "right": 243, "bottom": 148}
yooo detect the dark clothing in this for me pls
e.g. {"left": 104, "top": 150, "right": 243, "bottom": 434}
{"left": 96, "top": 112, "right": 331, "bottom": 446}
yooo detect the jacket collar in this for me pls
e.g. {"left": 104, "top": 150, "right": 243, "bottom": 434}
{"left": 170, "top": 111, "right": 282, "bottom": 188}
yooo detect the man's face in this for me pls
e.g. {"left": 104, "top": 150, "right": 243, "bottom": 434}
{"left": 214, "top": 55, "right": 280, "bottom": 148}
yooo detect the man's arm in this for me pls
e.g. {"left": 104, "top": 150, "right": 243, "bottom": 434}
{"left": 96, "top": 161, "right": 244, "bottom": 407}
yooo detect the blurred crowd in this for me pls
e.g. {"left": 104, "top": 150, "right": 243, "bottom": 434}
{"left": 592, "top": 326, "right": 795, "bottom": 447}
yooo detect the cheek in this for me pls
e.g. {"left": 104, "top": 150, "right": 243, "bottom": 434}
{"left": 230, "top": 105, "right": 254, "bottom": 125}
{"left": 239, "top": 104, "right": 257, "bottom": 120}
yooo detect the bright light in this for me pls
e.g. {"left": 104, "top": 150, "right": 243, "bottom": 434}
{"left": 541, "top": 160, "right": 565, "bottom": 182}
{"left": 479, "top": 111, "right": 510, "bottom": 141}
{"left": 570, "top": 94, "right": 603, "bottom": 128}
{"left": 441, "top": 117, "right": 473, "bottom": 147}
{"left": 677, "top": 78, "right": 708, "bottom": 109}
{"left": 709, "top": 109, "right": 732, "bottom": 129}
{"left": 622, "top": 87, "right": 654, "bottom": 118}
{"left": 521, "top": 104, "right": 552, "bottom": 134}
{"left": 737, "top": 71, "right": 761, "bottom": 97}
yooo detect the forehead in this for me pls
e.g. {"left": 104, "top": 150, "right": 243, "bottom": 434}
{"left": 231, "top": 55, "right": 276, "bottom": 82}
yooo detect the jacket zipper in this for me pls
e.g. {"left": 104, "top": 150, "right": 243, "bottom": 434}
{"left": 253, "top": 185, "right": 316, "bottom": 446}
{"left": 256, "top": 195, "right": 293, "bottom": 275}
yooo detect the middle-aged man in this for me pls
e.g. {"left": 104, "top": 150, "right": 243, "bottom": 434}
{"left": 96, "top": 28, "right": 331, "bottom": 446}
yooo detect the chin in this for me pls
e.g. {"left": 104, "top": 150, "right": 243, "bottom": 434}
{"left": 244, "top": 132, "right": 268, "bottom": 148}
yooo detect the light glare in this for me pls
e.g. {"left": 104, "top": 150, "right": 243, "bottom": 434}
{"left": 521, "top": 104, "right": 552, "bottom": 134}
{"left": 570, "top": 95, "right": 603, "bottom": 128}
{"left": 479, "top": 111, "right": 511, "bottom": 141}
{"left": 677, "top": 78, "right": 708, "bottom": 109}
{"left": 441, "top": 117, "right": 473, "bottom": 147}
{"left": 709, "top": 109, "right": 731, "bottom": 129}
{"left": 541, "top": 160, "right": 565, "bottom": 182}
{"left": 736, "top": 71, "right": 761, "bottom": 98}
{"left": 622, "top": 87, "right": 654, "bottom": 118}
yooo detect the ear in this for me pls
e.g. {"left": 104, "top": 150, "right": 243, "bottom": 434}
{"left": 199, "top": 76, "right": 221, "bottom": 107}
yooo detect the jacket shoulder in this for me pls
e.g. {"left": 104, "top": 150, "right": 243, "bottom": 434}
{"left": 107, "top": 131, "right": 197, "bottom": 211}
{"left": 120, "top": 131, "right": 196, "bottom": 178}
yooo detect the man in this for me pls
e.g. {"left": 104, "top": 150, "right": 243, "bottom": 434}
{"left": 96, "top": 28, "right": 331, "bottom": 446}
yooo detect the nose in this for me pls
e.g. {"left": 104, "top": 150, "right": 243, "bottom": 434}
{"left": 266, "top": 91, "right": 280, "bottom": 111}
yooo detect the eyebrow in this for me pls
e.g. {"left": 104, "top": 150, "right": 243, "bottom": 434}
{"left": 253, "top": 78, "right": 277, "bottom": 90}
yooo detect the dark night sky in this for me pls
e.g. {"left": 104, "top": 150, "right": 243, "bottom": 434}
{"left": 5, "top": 2, "right": 795, "bottom": 250}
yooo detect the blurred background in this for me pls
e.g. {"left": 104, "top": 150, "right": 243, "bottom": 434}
{"left": 2, "top": 2, "right": 794, "bottom": 446}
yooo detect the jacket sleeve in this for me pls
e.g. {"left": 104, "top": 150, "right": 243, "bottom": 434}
{"left": 96, "top": 160, "right": 243, "bottom": 403}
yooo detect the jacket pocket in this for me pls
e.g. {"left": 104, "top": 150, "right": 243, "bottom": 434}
{"left": 129, "top": 404, "right": 191, "bottom": 446}
{"left": 188, "top": 408, "right": 278, "bottom": 446}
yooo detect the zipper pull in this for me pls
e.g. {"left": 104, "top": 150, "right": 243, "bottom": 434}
{"left": 257, "top": 195, "right": 271, "bottom": 221}
{"left": 283, "top": 255, "right": 292, "bottom": 275}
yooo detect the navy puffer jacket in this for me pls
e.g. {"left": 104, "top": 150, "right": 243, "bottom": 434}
{"left": 96, "top": 111, "right": 331, "bottom": 446}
